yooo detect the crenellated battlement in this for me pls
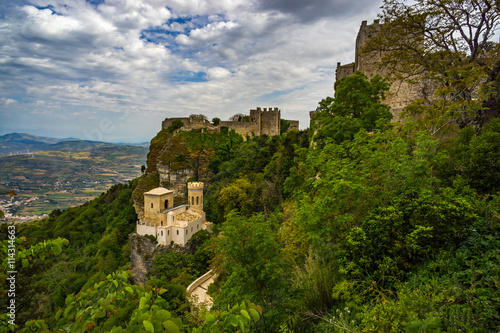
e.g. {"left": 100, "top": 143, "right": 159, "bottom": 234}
{"left": 162, "top": 107, "right": 298, "bottom": 139}
{"left": 188, "top": 182, "right": 204, "bottom": 190}
{"left": 256, "top": 107, "right": 280, "bottom": 112}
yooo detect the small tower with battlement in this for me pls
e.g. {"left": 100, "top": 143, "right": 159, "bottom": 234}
{"left": 188, "top": 182, "right": 204, "bottom": 212}
{"left": 144, "top": 188, "right": 174, "bottom": 226}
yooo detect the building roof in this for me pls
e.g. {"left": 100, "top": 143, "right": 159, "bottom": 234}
{"left": 144, "top": 187, "right": 173, "bottom": 196}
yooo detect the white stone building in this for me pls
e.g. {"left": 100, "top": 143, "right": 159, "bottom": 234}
{"left": 136, "top": 182, "right": 212, "bottom": 246}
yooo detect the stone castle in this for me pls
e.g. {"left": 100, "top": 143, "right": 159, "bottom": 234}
{"left": 136, "top": 182, "right": 212, "bottom": 246}
{"left": 334, "top": 20, "right": 434, "bottom": 117}
{"left": 162, "top": 107, "right": 299, "bottom": 138}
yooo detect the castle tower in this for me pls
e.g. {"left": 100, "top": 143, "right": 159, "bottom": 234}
{"left": 144, "top": 187, "right": 174, "bottom": 226}
{"left": 188, "top": 182, "right": 204, "bottom": 212}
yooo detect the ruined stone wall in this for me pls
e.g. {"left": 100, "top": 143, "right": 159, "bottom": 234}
{"left": 162, "top": 115, "right": 218, "bottom": 132}
{"left": 355, "top": 20, "right": 383, "bottom": 74}
{"left": 335, "top": 62, "right": 355, "bottom": 82}
{"left": 162, "top": 117, "right": 190, "bottom": 130}
{"left": 288, "top": 120, "right": 299, "bottom": 131}
{"left": 334, "top": 19, "right": 433, "bottom": 119}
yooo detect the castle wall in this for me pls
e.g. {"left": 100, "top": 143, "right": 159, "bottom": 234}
{"left": 219, "top": 120, "right": 258, "bottom": 138}
{"left": 258, "top": 107, "right": 281, "bottom": 136}
{"left": 336, "top": 62, "right": 355, "bottom": 82}
{"left": 162, "top": 108, "right": 295, "bottom": 139}
{"left": 137, "top": 222, "right": 157, "bottom": 238}
{"left": 162, "top": 117, "right": 189, "bottom": 130}
{"left": 162, "top": 115, "right": 218, "bottom": 132}
{"left": 288, "top": 120, "right": 299, "bottom": 131}
{"left": 335, "top": 19, "right": 431, "bottom": 119}
{"left": 355, "top": 20, "right": 383, "bottom": 74}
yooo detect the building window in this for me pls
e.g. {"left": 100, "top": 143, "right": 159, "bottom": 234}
{"left": 197, "top": 224, "right": 199, "bottom": 230}
{"left": 173, "top": 215, "right": 175, "bottom": 221}
{"left": 161, "top": 231, "right": 163, "bottom": 236}
{"left": 196, "top": 196, "right": 199, "bottom": 205}
{"left": 151, "top": 203, "right": 153, "bottom": 208}
{"left": 177, "top": 230, "right": 179, "bottom": 235}
{"left": 191, "top": 227, "right": 193, "bottom": 232}
{"left": 168, "top": 230, "right": 169, "bottom": 235}
{"left": 161, "top": 221, "right": 163, "bottom": 226}
{"left": 165, "top": 199, "right": 169, "bottom": 209}
{"left": 191, "top": 196, "right": 194, "bottom": 205}
{"left": 186, "top": 230, "right": 188, "bottom": 234}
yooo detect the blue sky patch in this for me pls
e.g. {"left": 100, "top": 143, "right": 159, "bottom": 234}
{"left": 171, "top": 71, "right": 208, "bottom": 83}
{"left": 86, "top": 0, "right": 105, "bottom": 6}
{"left": 34, "top": 5, "right": 63, "bottom": 15}
{"left": 259, "top": 89, "right": 295, "bottom": 102}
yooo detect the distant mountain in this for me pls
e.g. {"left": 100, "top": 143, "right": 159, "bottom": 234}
{"left": 0, "top": 133, "right": 66, "bottom": 144}
{"left": 0, "top": 133, "right": 144, "bottom": 155}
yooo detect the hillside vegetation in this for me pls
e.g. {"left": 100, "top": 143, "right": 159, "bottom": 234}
{"left": 1, "top": 0, "right": 500, "bottom": 331}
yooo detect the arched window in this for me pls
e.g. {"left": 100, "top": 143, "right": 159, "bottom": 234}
{"left": 161, "top": 221, "right": 163, "bottom": 226}
{"left": 196, "top": 196, "right": 199, "bottom": 205}
{"left": 191, "top": 196, "right": 194, "bottom": 205}
{"left": 186, "top": 230, "right": 188, "bottom": 234}
{"left": 151, "top": 203, "right": 153, "bottom": 208}
{"left": 164, "top": 199, "right": 169, "bottom": 209}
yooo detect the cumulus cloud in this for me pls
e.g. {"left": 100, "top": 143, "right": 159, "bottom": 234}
{"left": 1, "top": 98, "right": 17, "bottom": 106}
{"left": 207, "top": 67, "right": 232, "bottom": 80}
{"left": 0, "top": 0, "right": 383, "bottom": 142}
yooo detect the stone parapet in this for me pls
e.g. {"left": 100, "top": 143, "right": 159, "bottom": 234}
{"left": 188, "top": 182, "right": 204, "bottom": 190}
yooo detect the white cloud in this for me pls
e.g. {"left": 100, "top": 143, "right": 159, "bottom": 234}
{"left": 207, "top": 67, "right": 232, "bottom": 80}
{"left": 2, "top": 98, "right": 17, "bottom": 106}
{"left": 0, "top": 0, "right": 383, "bottom": 141}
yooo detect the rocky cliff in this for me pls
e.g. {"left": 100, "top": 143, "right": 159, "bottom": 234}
{"left": 131, "top": 129, "right": 215, "bottom": 218}
{"left": 129, "top": 232, "right": 208, "bottom": 285}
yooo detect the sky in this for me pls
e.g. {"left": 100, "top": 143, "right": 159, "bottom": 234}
{"left": 0, "top": 0, "right": 382, "bottom": 143}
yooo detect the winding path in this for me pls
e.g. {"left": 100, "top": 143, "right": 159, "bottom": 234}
{"left": 186, "top": 270, "right": 215, "bottom": 310}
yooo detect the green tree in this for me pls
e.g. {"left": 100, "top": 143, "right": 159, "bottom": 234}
{"left": 167, "top": 119, "right": 184, "bottom": 133}
{"left": 211, "top": 212, "right": 290, "bottom": 330}
{"left": 0, "top": 237, "right": 69, "bottom": 331}
{"left": 280, "top": 119, "right": 290, "bottom": 134}
{"left": 312, "top": 71, "right": 392, "bottom": 147}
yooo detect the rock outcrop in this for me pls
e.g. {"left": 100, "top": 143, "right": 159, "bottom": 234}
{"left": 129, "top": 233, "right": 156, "bottom": 286}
